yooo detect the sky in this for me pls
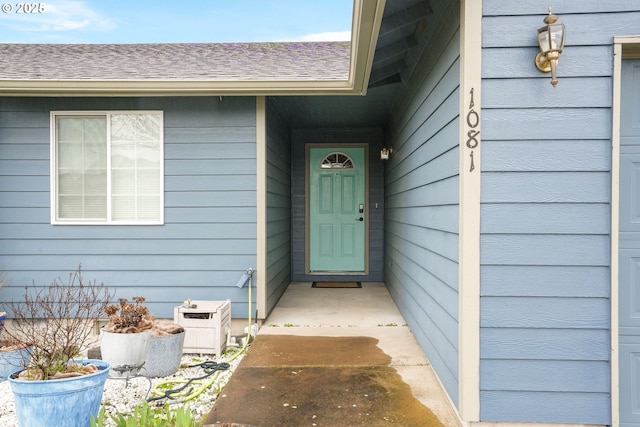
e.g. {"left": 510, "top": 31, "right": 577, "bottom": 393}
{"left": 0, "top": 0, "right": 353, "bottom": 43}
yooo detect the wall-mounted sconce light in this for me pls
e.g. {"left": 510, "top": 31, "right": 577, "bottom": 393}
{"left": 534, "top": 7, "right": 566, "bottom": 87}
{"left": 380, "top": 147, "right": 392, "bottom": 160}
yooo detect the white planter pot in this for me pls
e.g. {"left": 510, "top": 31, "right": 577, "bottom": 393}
{"left": 100, "top": 329, "right": 151, "bottom": 378}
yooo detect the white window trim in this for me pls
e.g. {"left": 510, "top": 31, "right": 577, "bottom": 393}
{"left": 50, "top": 110, "right": 165, "bottom": 225}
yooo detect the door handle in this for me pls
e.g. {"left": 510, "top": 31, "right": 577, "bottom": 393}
{"left": 355, "top": 217, "right": 364, "bottom": 222}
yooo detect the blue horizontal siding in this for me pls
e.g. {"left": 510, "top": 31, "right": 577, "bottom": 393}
{"left": 481, "top": 172, "right": 610, "bottom": 203}
{"left": 166, "top": 159, "right": 256, "bottom": 175}
{"left": 481, "top": 203, "right": 610, "bottom": 234}
{"left": 483, "top": 108, "right": 612, "bottom": 140}
{"left": 385, "top": 256, "right": 458, "bottom": 388}
{"left": 481, "top": 234, "right": 610, "bottom": 266}
{"left": 478, "top": 1, "right": 635, "bottom": 423}
{"left": 481, "top": 391, "right": 610, "bottom": 425}
{"left": 0, "top": 207, "right": 47, "bottom": 223}
{"left": 482, "top": 77, "right": 612, "bottom": 108}
{"left": 386, "top": 221, "right": 458, "bottom": 261}
{"left": 481, "top": 328, "right": 610, "bottom": 360}
{"left": 1, "top": 239, "right": 256, "bottom": 255}
{"left": 0, "top": 175, "right": 47, "bottom": 192}
{"left": 0, "top": 159, "right": 48, "bottom": 176}
{"left": 386, "top": 175, "right": 458, "bottom": 208}
{"left": 166, "top": 190, "right": 256, "bottom": 207}
{"left": 164, "top": 127, "right": 255, "bottom": 144}
{"left": 1, "top": 190, "right": 48, "bottom": 206}
{"left": 482, "top": 359, "right": 610, "bottom": 392}
{"left": 384, "top": 0, "right": 461, "bottom": 408}
{"left": 482, "top": 140, "right": 611, "bottom": 172}
{"left": 264, "top": 98, "right": 291, "bottom": 316}
{"left": 385, "top": 205, "right": 458, "bottom": 233}
{"left": 483, "top": 11, "right": 640, "bottom": 47}
{"left": 481, "top": 297, "right": 609, "bottom": 328}
{"left": 482, "top": 45, "right": 613, "bottom": 79}
{"left": 0, "top": 139, "right": 48, "bottom": 158}
{"left": 481, "top": 265, "right": 610, "bottom": 298}
{"left": 0, "top": 255, "right": 257, "bottom": 277}
{"left": 165, "top": 175, "right": 255, "bottom": 192}
{"left": 0, "top": 223, "right": 255, "bottom": 239}
{"left": 0, "top": 96, "right": 258, "bottom": 319}
{"left": 484, "top": 1, "right": 640, "bottom": 15}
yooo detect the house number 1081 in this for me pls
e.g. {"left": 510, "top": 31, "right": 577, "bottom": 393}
{"left": 466, "top": 88, "right": 480, "bottom": 172}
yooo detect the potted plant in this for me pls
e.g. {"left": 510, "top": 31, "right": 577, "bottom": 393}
{"left": 3, "top": 266, "right": 113, "bottom": 427}
{"left": 0, "top": 272, "right": 32, "bottom": 382}
{"left": 0, "top": 271, "right": 7, "bottom": 335}
{"left": 142, "top": 320, "right": 185, "bottom": 378}
{"left": 0, "top": 336, "right": 32, "bottom": 382}
{"left": 101, "top": 296, "right": 155, "bottom": 377}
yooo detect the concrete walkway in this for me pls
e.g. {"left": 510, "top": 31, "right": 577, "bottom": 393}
{"left": 252, "top": 281, "right": 461, "bottom": 426}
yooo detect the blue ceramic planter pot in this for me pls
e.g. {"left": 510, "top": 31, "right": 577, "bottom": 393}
{"left": 0, "top": 346, "right": 31, "bottom": 382}
{"left": 8, "top": 359, "right": 110, "bottom": 427}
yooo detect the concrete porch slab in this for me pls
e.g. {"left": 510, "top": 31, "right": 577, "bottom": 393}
{"left": 207, "top": 282, "right": 460, "bottom": 426}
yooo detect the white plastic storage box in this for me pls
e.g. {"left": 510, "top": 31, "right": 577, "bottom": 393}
{"left": 173, "top": 299, "right": 231, "bottom": 356}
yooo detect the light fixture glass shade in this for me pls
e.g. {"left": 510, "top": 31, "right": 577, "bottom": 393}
{"left": 537, "top": 28, "right": 550, "bottom": 52}
{"left": 538, "top": 22, "right": 565, "bottom": 53}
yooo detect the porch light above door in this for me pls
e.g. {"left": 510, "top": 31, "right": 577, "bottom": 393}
{"left": 534, "top": 7, "right": 566, "bottom": 87}
{"left": 380, "top": 147, "right": 392, "bottom": 160}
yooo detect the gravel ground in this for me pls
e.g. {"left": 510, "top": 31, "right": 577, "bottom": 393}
{"left": 0, "top": 349, "right": 246, "bottom": 427}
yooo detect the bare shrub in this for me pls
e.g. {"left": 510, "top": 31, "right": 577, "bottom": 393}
{"left": 3, "top": 266, "right": 113, "bottom": 380}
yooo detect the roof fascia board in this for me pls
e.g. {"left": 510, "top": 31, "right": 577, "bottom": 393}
{"left": 0, "top": 79, "right": 358, "bottom": 97}
{"left": 0, "top": 0, "right": 385, "bottom": 97}
{"left": 350, "top": 0, "right": 387, "bottom": 95}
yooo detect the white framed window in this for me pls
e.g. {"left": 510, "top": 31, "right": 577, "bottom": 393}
{"left": 51, "top": 111, "right": 164, "bottom": 225}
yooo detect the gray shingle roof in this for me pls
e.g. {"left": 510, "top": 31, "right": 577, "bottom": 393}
{"left": 0, "top": 42, "right": 351, "bottom": 81}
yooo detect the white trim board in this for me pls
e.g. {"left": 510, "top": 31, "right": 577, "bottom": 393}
{"left": 611, "top": 35, "right": 640, "bottom": 427}
{"left": 256, "top": 96, "right": 267, "bottom": 320}
{"left": 458, "top": 0, "right": 482, "bottom": 422}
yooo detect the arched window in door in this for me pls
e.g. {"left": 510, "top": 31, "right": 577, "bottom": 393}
{"left": 320, "top": 152, "right": 355, "bottom": 169}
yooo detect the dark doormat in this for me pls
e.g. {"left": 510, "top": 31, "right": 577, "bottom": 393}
{"left": 312, "top": 281, "right": 361, "bottom": 288}
{"left": 205, "top": 335, "right": 444, "bottom": 427}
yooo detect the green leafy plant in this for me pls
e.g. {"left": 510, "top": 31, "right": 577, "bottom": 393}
{"left": 91, "top": 401, "right": 200, "bottom": 427}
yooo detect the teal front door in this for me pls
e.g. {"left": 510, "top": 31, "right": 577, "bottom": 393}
{"left": 308, "top": 147, "right": 366, "bottom": 272}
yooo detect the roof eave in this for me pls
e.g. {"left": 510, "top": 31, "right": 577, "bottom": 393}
{"left": 350, "top": 0, "right": 386, "bottom": 96}
{"left": 0, "top": 0, "right": 386, "bottom": 97}
{"left": 0, "top": 79, "right": 359, "bottom": 97}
